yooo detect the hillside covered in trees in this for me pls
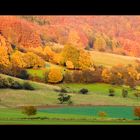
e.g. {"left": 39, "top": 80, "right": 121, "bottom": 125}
{"left": 1, "top": 16, "right": 140, "bottom": 57}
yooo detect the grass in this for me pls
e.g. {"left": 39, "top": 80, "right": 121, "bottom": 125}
{"left": 0, "top": 82, "right": 140, "bottom": 107}
{"left": 0, "top": 108, "right": 140, "bottom": 124}
{"left": 1, "top": 74, "right": 140, "bottom": 107}
{"left": 60, "top": 83, "right": 136, "bottom": 98}
{"left": 1, "top": 120, "right": 140, "bottom": 125}
{"left": 90, "top": 51, "right": 139, "bottom": 67}
{"left": 27, "top": 69, "right": 47, "bottom": 79}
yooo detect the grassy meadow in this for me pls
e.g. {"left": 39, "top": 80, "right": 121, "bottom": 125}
{"left": 91, "top": 51, "right": 139, "bottom": 67}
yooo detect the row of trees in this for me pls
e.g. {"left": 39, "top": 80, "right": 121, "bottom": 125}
{"left": 42, "top": 64, "right": 140, "bottom": 90}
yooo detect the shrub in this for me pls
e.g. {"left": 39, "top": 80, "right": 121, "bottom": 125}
{"left": 109, "top": 88, "right": 115, "bottom": 94}
{"left": 134, "top": 107, "right": 140, "bottom": 119}
{"left": 79, "top": 88, "right": 88, "bottom": 94}
{"left": 63, "top": 71, "right": 73, "bottom": 83}
{"left": 122, "top": 89, "right": 128, "bottom": 98}
{"left": 134, "top": 91, "right": 140, "bottom": 99}
{"left": 10, "top": 81, "right": 23, "bottom": 89}
{"left": 98, "top": 111, "right": 107, "bottom": 118}
{"left": 58, "top": 93, "right": 71, "bottom": 104}
{"left": 17, "top": 70, "right": 29, "bottom": 80}
{"left": 60, "top": 88, "right": 68, "bottom": 93}
{"left": 108, "top": 88, "right": 115, "bottom": 96}
{"left": 22, "top": 106, "right": 37, "bottom": 116}
{"left": 7, "top": 77, "right": 15, "bottom": 85}
{"left": 108, "top": 93, "right": 115, "bottom": 96}
{"left": 0, "top": 77, "right": 10, "bottom": 88}
{"left": 72, "top": 70, "right": 83, "bottom": 83}
{"left": 23, "top": 82, "right": 34, "bottom": 90}
{"left": 68, "top": 100, "right": 73, "bottom": 105}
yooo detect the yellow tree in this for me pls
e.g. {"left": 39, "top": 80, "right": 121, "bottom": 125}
{"left": 78, "top": 49, "right": 93, "bottom": 70}
{"left": 94, "top": 35, "right": 106, "bottom": 51}
{"left": 24, "top": 52, "right": 45, "bottom": 68}
{"left": 52, "top": 53, "right": 64, "bottom": 65}
{"left": 102, "top": 68, "right": 111, "bottom": 83}
{"left": 0, "top": 47, "right": 10, "bottom": 71}
{"left": 10, "top": 50, "right": 26, "bottom": 68}
{"left": 62, "top": 44, "right": 80, "bottom": 69}
{"left": 43, "top": 46, "right": 55, "bottom": 61}
{"left": 66, "top": 60, "right": 74, "bottom": 69}
{"left": 48, "top": 67, "right": 63, "bottom": 83}
{"left": 67, "top": 30, "right": 83, "bottom": 48}
{"left": 126, "top": 65, "right": 138, "bottom": 80}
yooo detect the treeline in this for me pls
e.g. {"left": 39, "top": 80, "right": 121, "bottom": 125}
{"left": 29, "top": 63, "right": 140, "bottom": 89}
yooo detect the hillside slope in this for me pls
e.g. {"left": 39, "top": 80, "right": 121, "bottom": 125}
{"left": 1, "top": 16, "right": 140, "bottom": 57}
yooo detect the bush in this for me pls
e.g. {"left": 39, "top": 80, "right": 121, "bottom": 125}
{"left": 134, "top": 91, "right": 140, "bottom": 99}
{"left": 10, "top": 81, "right": 23, "bottom": 89}
{"left": 108, "top": 93, "right": 115, "bottom": 96}
{"left": 108, "top": 88, "right": 115, "bottom": 96}
{"left": 79, "top": 88, "right": 88, "bottom": 94}
{"left": 72, "top": 70, "right": 83, "bottom": 83}
{"left": 98, "top": 111, "right": 107, "bottom": 118}
{"left": 22, "top": 106, "right": 37, "bottom": 116}
{"left": 60, "top": 88, "right": 68, "bottom": 93}
{"left": 63, "top": 71, "right": 73, "bottom": 83}
{"left": 68, "top": 100, "right": 73, "bottom": 105}
{"left": 109, "top": 88, "right": 115, "bottom": 94}
{"left": 23, "top": 82, "right": 34, "bottom": 90}
{"left": 122, "top": 89, "right": 128, "bottom": 98}
{"left": 17, "top": 70, "right": 29, "bottom": 80}
{"left": 0, "top": 77, "right": 10, "bottom": 88}
{"left": 58, "top": 93, "right": 71, "bottom": 104}
{"left": 134, "top": 107, "right": 140, "bottom": 119}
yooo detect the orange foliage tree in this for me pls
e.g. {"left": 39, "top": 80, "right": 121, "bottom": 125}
{"left": 24, "top": 52, "right": 45, "bottom": 68}
{"left": 78, "top": 49, "right": 93, "bottom": 70}
{"left": 10, "top": 50, "right": 26, "bottom": 69}
{"left": 48, "top": 67, "right": 63, "bottom": 83}
{"left": 0, "top": 47, "right": 11, "bottom": 72}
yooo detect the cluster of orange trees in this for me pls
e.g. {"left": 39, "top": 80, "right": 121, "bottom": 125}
{"left": 27, "top": 43, "right": 94, "bottom": 70}
{"left": 0, "top": 35, "right": 45, "bottom": 77}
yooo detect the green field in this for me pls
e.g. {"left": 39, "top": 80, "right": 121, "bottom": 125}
{"left": 0, "top": 107, "right": 140, "bottom": 124}
{"left": 91, "top": 51, "right": 139, "bottom": 67}
{"left": 39, "top": 106, "right": 135, "bottom": 120}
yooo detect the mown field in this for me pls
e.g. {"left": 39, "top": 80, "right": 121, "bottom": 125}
{"left": 90, "top": 51, "right": 140, "bottom": 67}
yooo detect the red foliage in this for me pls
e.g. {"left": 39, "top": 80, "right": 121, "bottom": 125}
{"left": 0, "top": 16, "right": 41, "bottom": 48}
